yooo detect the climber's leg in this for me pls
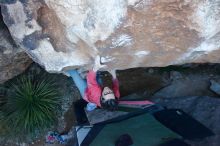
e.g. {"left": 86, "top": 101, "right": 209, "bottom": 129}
{"left": 67, "top": 70, "right": 87, "bottom": 98}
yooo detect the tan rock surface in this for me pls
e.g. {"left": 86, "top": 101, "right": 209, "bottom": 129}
{"left": 1, "top": 0, "right": 220, "bottom": 72}
{"left": 0, "top": 9, "right": 32, "bottom": 83}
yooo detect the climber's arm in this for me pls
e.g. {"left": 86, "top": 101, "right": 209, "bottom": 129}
{"left": 110, "top": 70, "right": 120, "bottom": 98}
{"left": 86, "top": 70, "right": 99, "bottom": 88}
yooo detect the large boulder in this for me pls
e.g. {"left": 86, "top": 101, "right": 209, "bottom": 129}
{"left": 0, "top": 8, "right": 32, "bottom": 84}
{"left": 1, "top": 0, "right": 220, "bottom": 72}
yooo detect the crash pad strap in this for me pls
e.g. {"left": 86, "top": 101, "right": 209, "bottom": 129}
{"left": 119, "top": 100, "right": 154, "bottom": 105}
{"left": 80, "top": 125, "right": 104, "bottom": 146}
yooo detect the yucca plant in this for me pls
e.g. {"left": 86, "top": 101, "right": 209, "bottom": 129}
{"left": 1, "top": 74, "right": 61, "bottom": 140}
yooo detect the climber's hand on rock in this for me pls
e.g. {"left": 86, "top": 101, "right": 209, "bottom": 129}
{"left": 93, "top": 55, "right": 106, "bottom": 72}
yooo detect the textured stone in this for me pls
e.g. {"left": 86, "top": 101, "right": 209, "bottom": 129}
{"left": 152, "top": 96, "right": 220, "bottom": 146}
{"left": 210, "top": 80, "right": 220, "bottom": 96}
{"left": 0, "top": 9, "right": 32, "bottom": 84}
{"left": 1, "top": 0, "right": 220, "bottom": 72}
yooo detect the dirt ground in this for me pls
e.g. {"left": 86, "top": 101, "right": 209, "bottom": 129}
{"left": 1, "top": 63, "right": 220, "bottom": 146}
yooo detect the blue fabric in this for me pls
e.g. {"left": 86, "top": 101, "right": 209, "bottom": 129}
{"left": 67, "top": 70, "right": 87, "bottom": 98}
{"left": 86, "top": 103, "right": 97, "bottom": 111}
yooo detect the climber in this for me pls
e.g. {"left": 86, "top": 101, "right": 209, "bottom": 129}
{"left": 66, "top": 56, "right": 120, "bottom": 111}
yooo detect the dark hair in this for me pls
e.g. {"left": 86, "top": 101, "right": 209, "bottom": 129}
{"left": 100, "top": 98, "right": 118, "bottom": 111}
{"left": 100, "top": 71, "right": 113, "bottom": 89}
{"left": 99, "top": 71, "right": 118, "bottom": 110}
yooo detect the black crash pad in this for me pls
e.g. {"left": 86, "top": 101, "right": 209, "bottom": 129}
{"left": 153, "top": 109, "right": 214, "bottom": 140}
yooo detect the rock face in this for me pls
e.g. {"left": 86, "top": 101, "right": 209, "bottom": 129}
{"left": 0, "top": 9, "right": 32, "bottom": 84}
{"left": 210, "top": 80, "right": 220, "bottom": 96}
{"left": 1, "top": 0, "right": 220, "bottom": 72}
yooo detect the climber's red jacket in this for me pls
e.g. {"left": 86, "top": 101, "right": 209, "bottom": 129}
{"left": 84, "top": 70, "right": 120, "bottom": 107}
